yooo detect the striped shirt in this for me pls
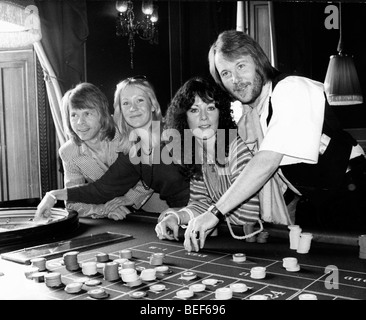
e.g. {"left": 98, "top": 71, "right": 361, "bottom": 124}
{"left": 180, "top": 136, "right": 260, "bottom": 225}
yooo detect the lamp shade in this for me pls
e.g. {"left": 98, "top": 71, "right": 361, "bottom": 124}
{"left": 324, "top": 53, "right": 363, "bottom": 106}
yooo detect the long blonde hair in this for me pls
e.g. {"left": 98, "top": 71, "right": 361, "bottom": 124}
{"left": 113, "top": 77, "right": 163, "bottom": 154}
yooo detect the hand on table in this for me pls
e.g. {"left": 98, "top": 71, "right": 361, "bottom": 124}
{"left": 183, "top": 210, "right": 219, "bottom": 252}
{"left": 34, "top": 192, "right": 56, "bottom": 223}
{"left": 155, "top": 209, "right": 180, "bottom": 241}
{"left": 104, "top": 197, "right": 132, "bottom": 221}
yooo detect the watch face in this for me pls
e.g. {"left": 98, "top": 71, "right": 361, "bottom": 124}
{"left": 209, "top": 205, "right": 221, "bottom": 216}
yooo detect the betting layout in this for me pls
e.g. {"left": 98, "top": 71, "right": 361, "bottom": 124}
{"left": 16, "top": 241, "right": 366, "bottom": 300}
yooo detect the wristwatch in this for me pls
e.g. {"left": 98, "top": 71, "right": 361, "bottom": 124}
{"left": 208, "top": 205, "right": 224, "bottom": 219}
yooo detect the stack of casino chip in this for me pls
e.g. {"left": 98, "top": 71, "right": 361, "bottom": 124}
{"left": 74, "top": 277, "right": 90, "bottom": 284}
{"left": 44, "top": 272, "right": 62, "bottom": 288}
{"left": 180, "top": 271, "right": 197, "bottom": 281}
{"left": 31, "top": 258, "right": 47, "bottom": 271}
{"left": 114, "top": 258, "right": 128, "bottom": 268}
{"left": 282, "top": 257, "right": 300, "bottom": 272}
{"left": 189, "top": 284, "right": 206, "bottom": 293}
{"left": 150, "top": 252, "right": 165, "bottom": 266}
{"left": 202, "top": 278, "right": 220, "bottom": 286}
{"left": 24, "top": 266, "right": 40, "bottom": 279}
{"left": 95, "top": 253, "right": 109, "bottom": 263}
{"left": 230, "top": 283, "right": 248, "bottom": 293}
{"left": 103, "top": 262, "right": 120, "bottom": 281}
{"left": 176, "top": 289, "right": 194, "bottom": 299}
{"left": 296, "top": 233, "right": 313, "bottom": 254}
{"left": 154, "top": 265, "right": 171, "bottom": 277}
{"left": 215, "top": 287, "right": 233, "bottom": 300}
{"left": 81, "top": 261, "right": 98, "bottom": 276}
{"left": 63, "top": 251, "right": 80, "bottom": 271}
{"left": 250, "top": 266, "right": 266, "bottom": 279}
{"left": 64, "top": 282, "right": 83, "bottom": 294}
{"left": 122, "top": 260, "right": 135, "bottom": 269}
{"left": 88, "top": 288, "right": 109, "bottom": 299}
{"left": 96, "top": 263, "right": 106, "bottom": 274}
{"left": 256, "top": 231, "right": 269, "bottom": 243}
{"left": 244, "top": 224, "right": 257, "bottom": 242}
{"left": 120, "top": 268, "right": 141, "bottom": 287}
{"left": 232, "top": 253, "right": 246, "bottom": 263}
{"left": 140, "top": 268, "right": 156, "bottom": 281}
{"left": 83, "top": 279, "right": 102, "bottom": 289}
{"left": 32, "top": 271, "right": 48, "bottom": 283}
{"left": 149, "top": 284, "right": 166, "bottom": 292}
{"left": 119, "top": 249, "right": 132, "bottom": 259}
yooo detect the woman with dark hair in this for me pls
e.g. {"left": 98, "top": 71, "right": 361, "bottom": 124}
{"left": 155, "top": 76, "right": 261, "bottom": 242}
{"left": 35, "top": 78, "right": 190, "bottom": 222}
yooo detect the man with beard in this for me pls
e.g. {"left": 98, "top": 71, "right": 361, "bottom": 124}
{"left": 183, "top": 30, "right": 366, "bottom": 253}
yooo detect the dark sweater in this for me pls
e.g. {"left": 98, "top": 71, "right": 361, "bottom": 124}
{"left": 67, "top": 147, "right": 190, "bottom": 208}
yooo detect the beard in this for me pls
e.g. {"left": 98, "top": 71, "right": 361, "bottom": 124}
{"left": 231, "top": 71, "right": 264, "bottom": 105}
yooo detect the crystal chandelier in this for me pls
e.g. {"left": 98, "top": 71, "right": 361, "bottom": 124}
{"left": 116, "top": 0, "right": 159, "bottom": 69}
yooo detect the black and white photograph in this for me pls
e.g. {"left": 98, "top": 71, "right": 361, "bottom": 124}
{"left": 0, "top": 0, "right": 365, "bottom": 306}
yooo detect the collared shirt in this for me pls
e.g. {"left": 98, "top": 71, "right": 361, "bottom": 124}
{"left": 259, "top": 76, "right": 325, "bottom": 166}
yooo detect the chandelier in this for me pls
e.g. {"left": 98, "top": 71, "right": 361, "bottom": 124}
{"left": 116, "top": 0, "right": 159, "bottom": 69}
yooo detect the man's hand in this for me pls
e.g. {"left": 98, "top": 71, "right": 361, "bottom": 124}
{"left": 183, "top": 210, "right": 219, "bottom": 252}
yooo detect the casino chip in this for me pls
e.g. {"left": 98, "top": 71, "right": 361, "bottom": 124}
{"left": 233, "top": 253, "right": 246, "bottom": 263}
{"left": 64, "top": 282, "right": 83, "bottom": 294}
{"left": 250, "top": 266, "right": 266, "bottom": 279}
{"left": 230, "top": 283, "right": 248, "bottom": 293}
{"left": 84, "top": 279, "right": 101, "bottom": 286}
{"left": 298, "top": 293, "right": 318, "bottom": 300}
{"left": 74, "top": 277, "right": 90, "bottom": 283}
{"left": 189, "top": 284, "right": 206, "bottom": 293}
{"left": 249, "top": 294, "right": 269, "bottom": 300}
{"left": 202, "top": 278, "right": 219, "bottom": 286}
{"left": 44, "top": 272, "right": 62, "bottom": 288}
{"left": 32, "top": 272, "right": 47, "bottom": 283}
{"left": 155, "top": 266, "right": 171, "bottom": 274}
{"left": 95, "top": 253, "right": 109, "bottom": 263}
{"left": 215, "top": 287, "right": 233, "bottom": 300}
{"left": 149, "top": 284, "right": 166, "bottom": 292}
{"left": 119, "top": 249, "right": 133, "bottom": 259}
{"left": 129, "top": 291, "right": 147, "bottom": 299}
{"left": 88, "top": 288, "right": 109, "bottom": 299}
{"left": 180, "top": 271, "right": 197, "bottom": 281}
{"left": 176, "top": 289, "right": 193, "bottom": 299}
{"left": 24, "top": 267, "right": 39, "bottom": 279}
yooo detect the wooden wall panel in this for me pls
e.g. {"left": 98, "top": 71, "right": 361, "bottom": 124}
{"left": 0, "top": 49, "right": 40, "bottom": 201}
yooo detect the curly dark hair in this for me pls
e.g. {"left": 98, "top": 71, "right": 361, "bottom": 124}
{"left": 164, "top": 76, "right": 237, "bottom": 180}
